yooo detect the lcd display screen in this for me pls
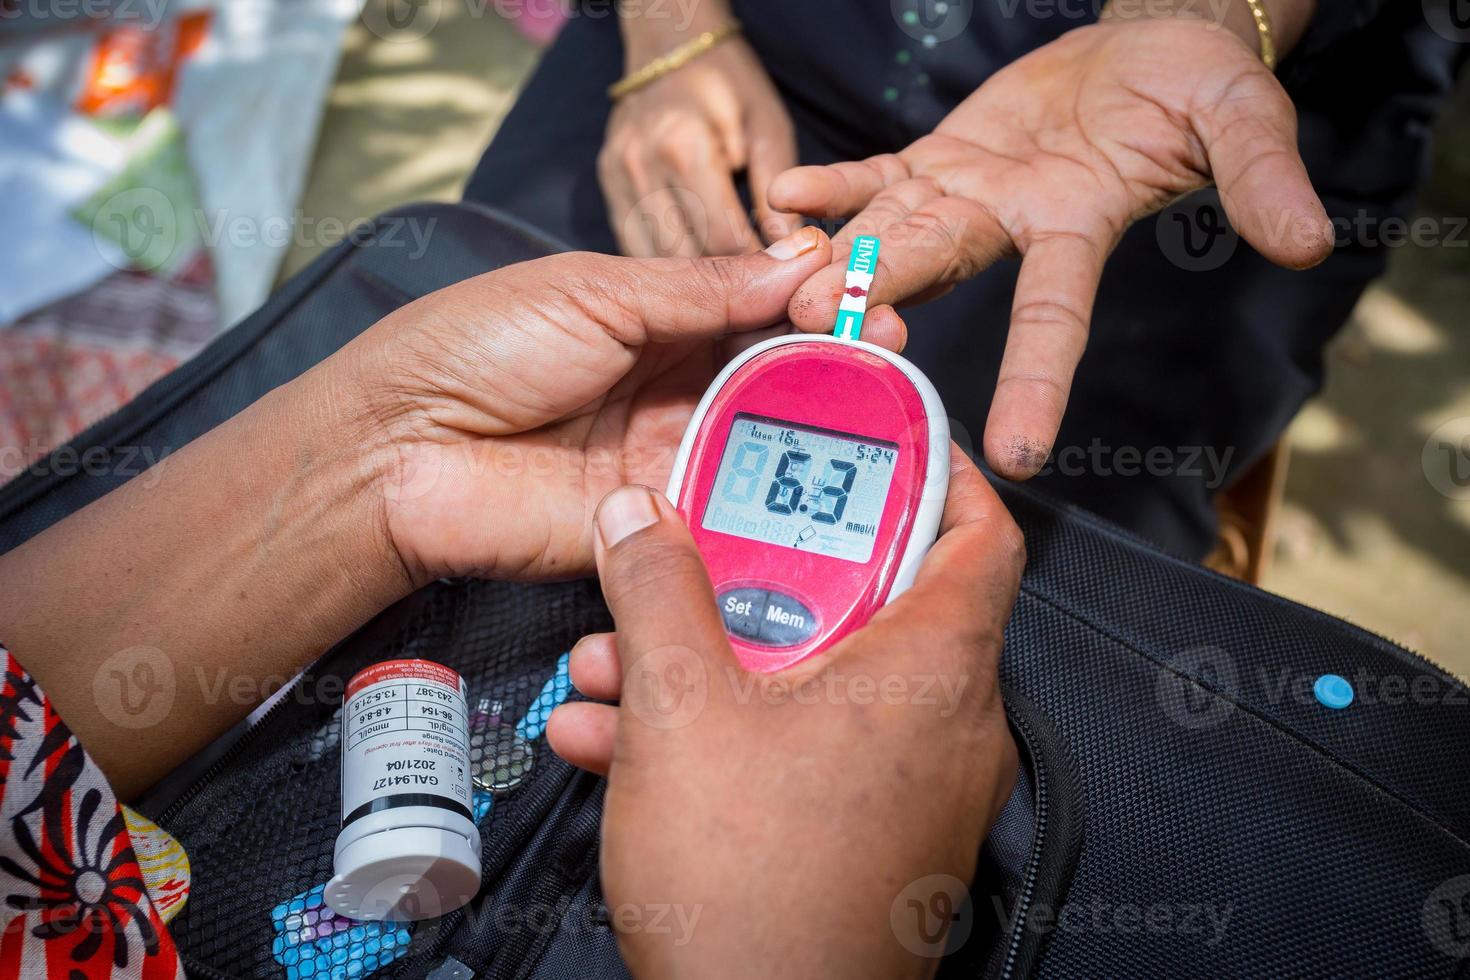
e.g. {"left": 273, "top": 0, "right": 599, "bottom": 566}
{"left": 700, "top": 414, "right": 899, "bottom": 564}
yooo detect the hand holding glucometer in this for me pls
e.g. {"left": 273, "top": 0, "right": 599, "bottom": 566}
{"left": 666, "top": 238, "right": 951, "bottom": 672}
{"left": 549, "top": 443, "right": 1022, "bottom": 977}
{"left": 547, "top": 239, "right": 1022, "bottom": 973}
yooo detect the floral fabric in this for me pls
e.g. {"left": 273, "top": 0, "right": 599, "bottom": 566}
{"left": 0, "top": 648, "right": 184, "bottom": 978}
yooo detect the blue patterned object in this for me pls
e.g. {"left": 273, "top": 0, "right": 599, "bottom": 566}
{"left": 270, "top": 884, "right": 411, "bottom": 980}
{"left": 473, "top": 789, "right": 494, "bottom": 824}
{"left": 515, "top": 651, "right": 573, "bottom": 741}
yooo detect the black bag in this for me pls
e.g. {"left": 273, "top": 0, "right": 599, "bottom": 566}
{"left": 2, "top": 203, "right": 1467, "bottom": 979}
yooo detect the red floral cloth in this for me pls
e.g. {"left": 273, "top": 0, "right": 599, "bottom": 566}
{"left": 0, "top": 648, "right": 183, "bottom": 978}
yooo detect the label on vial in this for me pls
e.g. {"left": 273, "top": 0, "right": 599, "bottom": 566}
{"left": 341, "top": 660, "right": 473, "bottom": 826}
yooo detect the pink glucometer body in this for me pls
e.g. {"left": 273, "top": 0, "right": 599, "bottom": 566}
{"left": 666, "top": 334, "right": 950, "bottom": 673}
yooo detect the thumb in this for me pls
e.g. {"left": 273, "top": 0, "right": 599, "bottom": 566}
{"left": 1193, "top": 70, "right": 1333, "bottom": 270}
{"left": 593, "top": 485, "right": 734, "bottom": 730}
{"left": 590, "top": 227, "right": 832, "bottom": 344}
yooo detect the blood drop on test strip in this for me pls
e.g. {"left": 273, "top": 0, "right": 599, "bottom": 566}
{"left": 834, "top": 236, "right": 880, "bottom": 340}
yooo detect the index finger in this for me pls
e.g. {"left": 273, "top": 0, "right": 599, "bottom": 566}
{"left": 767, "top": 154, "right": 912, "bottom": 219}
{"left": 787, "top": 195, "right": 1010, "bottom": 332}
{"left": 983, "top": 231, "right": 1105, "bottom": 480}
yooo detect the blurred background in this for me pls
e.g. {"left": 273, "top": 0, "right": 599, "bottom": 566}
{"left": 3, "top": 0, "right": 1467, "bottom": 675}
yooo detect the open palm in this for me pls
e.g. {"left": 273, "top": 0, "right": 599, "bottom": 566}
{"left": 771, "top": 18, "right": 1333, "bottom": 478}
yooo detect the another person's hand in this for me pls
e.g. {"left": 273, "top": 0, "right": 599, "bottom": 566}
{"left": 769, "top": 16, "right": 1333, "bottom": 479}
{"left": 548, "top": 452, "right": 1022, "bottom": 976}
{"left": 600, "top": 6, "right": 800, "bottom": 257}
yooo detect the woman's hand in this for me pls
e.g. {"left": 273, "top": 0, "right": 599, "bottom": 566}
{"left": 354, "top": 229, "right": 905, "bottom": 585}
{"left": 768, "top": 15, "right": 1333, "bottom": 481}
{"left": 547, "top": 451, "right": 1022, "bottom": 976}
{"left": 600, "top": 7, "right": 800, "bottom": 257}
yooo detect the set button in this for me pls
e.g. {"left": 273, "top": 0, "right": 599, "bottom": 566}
{"left": 718, "top": 588, "right": 767, "bottom": 639}
{"left": 717, "top": 588, "right": 819, "bottom": 648}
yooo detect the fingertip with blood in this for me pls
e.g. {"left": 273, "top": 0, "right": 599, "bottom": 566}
{"left": 984, "top": 428, "right": 1052, "bottom": 482}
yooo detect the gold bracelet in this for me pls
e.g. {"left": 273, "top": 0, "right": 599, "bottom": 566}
{"left": 607, "top": 20, "right": 742, "bottom": 100}
{"left": 1241, "top": 0, "right": 1276, "bottom": 71}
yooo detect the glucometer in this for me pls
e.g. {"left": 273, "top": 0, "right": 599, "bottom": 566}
{"left": 666, "top": 237, "right": 950, "bottom": 673}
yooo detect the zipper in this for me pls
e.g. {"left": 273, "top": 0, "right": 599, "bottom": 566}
{"left": 156, "top": 669, "right": 311, "bottom": 827}
{"left": 0, "top": 202, "right": 567, "bottom": 536}
{"left": 173, "top": 675, "right": 314, "bottom": 975}
{"left": 394, "top": 758, "right": 586, "bottom": 977}
{"left": 490, "top": 783, "right": 603, "bottom": 980}
{"left": 998, "top": 710, "right": 1050, "bottom": 980}
{"left": 154, "top": 573, "right": 450, "bottom": 827}
{"left": 996, "top": 476, "right": 1455, "bottom": 679}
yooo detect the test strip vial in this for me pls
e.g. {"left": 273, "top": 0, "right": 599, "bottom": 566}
{"left": 326, "top": 659, "right": 481, "bottom": 921}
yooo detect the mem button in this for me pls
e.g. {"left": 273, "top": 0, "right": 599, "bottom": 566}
{"left": 758, "top": 592, "right": 818, "bottom": 647}
{"left": 718, "top": 588, "right": 769, "bottom": 641}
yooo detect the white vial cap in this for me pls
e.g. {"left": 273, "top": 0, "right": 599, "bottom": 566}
{"left": 326, "top": 809, "right": 481, "bottom": 922}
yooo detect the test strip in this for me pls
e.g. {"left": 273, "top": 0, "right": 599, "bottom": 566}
{"left": 833, "top": 235, "right": 880, "bottom": 340}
